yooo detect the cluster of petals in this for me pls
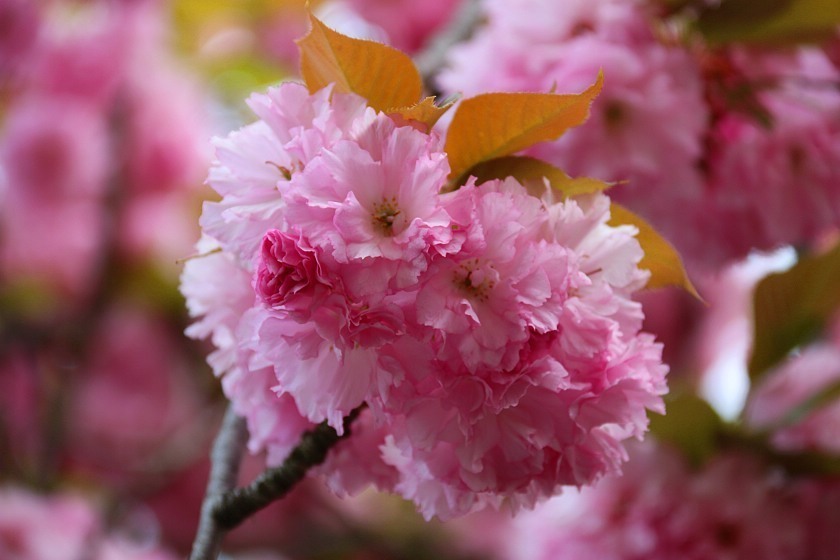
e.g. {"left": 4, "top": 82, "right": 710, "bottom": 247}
{"left": 439, "top": 0, "right": 840, "bottom": 272}
{"left": 702, "top": 48, "right": 840, "bottom": 264}
{"left": 0, "top": 486, "right": 177, "bottom": 560}
{"left": 505, "top": 441, "right": 813, "bottom": 560}
{"left": 745, "top": 310, "right": 840, "bottom": 456}
{"left": 341, "top": 0, "right": 462, "bottom": 53}
{"left": 438, "top": 0, "right": 710, "bottom": 272}
{"left": 0, "top": 0, "right": 208, "bottom": 300}
{"left": 182, "top": 81, "right": 668, "bottom": 519}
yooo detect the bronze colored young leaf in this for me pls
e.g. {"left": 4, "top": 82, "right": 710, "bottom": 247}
{"left": 388, "top": 97, "right": 454, "bottom": 133}
{"left": 609, "top": 204, "right": 700, "bottom": 299}
{"left": 749, "top": 242, "right": 840, "bottom": 380}
{"left": 297, "top": 14, "right": 422, "bottom": 112}
{"left": 696, "top": 0, "right": 840, "bottom": 45}
{"left": 466, "top": 155, "right": 612, "bottom": 198}
{"left": 444, "top": 74, "right": 603, "bottom": 184}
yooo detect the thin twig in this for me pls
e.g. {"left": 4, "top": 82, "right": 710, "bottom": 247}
{"left": 414, "top": 0, "right": 484, "bottom": 95}
{"left": 212, "top": 407, "right": 362, "bottom": 531}
{"left": 189, "top": 405, "right": 248, "bottom": 560}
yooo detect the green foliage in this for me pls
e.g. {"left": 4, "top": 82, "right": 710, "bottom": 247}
{"left": 695, "top": 0, "right": 840, "bottom": 45}
{"left": 649, "top": 393, "right": 724, "bottom": 466}
{"left": 749, "top": 242, "right": 840, "bottom": 380}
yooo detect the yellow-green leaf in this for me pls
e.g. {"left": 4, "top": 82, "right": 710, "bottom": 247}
{"left": 466, "top": 155, "right": 612, "bottom": 198}
{"left": 649, "top": 393, "right": 723, "bottom": 466}
{"left": 749, "top": 241, "right": 840, "bottom": 380}
{"left": 609, "top": 203, "right": 700, "bottom": 299}
{"left": 444, "top": 73, "right": 603, "bottom": 184}
{"left": 296, "top": 14, "right": 422, "bottom": 112}
{"left": 387, "top": 96, "right": 453, "bottom": 133}
{"left": 696, "top": 0, "right": 840, "bottom": 45}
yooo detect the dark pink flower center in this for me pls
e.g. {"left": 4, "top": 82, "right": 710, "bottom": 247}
{"left": 256, "top": 230, "right": 325, "bottom": 308}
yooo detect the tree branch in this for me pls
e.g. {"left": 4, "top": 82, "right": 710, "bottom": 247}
{"left": 189, "top": 405, "right": 248, "bottom": 560}
{"left": 414, "top": 0, "right": 484, "bottom": 95}
{"left": 212, "top": 407, "right": 362, "bottom": 531}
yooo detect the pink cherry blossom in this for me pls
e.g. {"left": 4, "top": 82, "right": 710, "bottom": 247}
{"left": 439, "top": 0, "right": 710, "bottom": 272}
{"left": 201, "top": 83, "right": 371, "bottom": 267}
{"left": 26, "top": 3, "right": 127, "bottom": 107}
{"left": 256, "top": 229, "right": 335, "bottom": 314}
{"left": 704, "top": 48, "right": 840, "bottom": 262}
{"left": 0, "top": 487, "right": 98, "bottom": 560}
{"left": 0, "top": 486, "right": 179, "bottom": 560}
{"left": 280, "top": 114, "right": 455, "bottom": 286}
{"left": 184, "top": 82, "right": 668, "bottom": 519}
{"left": 65, "top": 306, "right": 206, "bottom": 486}
{"left": 343, "top": 0, "right": 461, "bottom": 53}
{"left": 181, "top": 238, "right": 314, "bottom": 463}
{"left": 0, "top": 96, "right": 107, "bottom": 300}
{"left": 745, "top": 340, "right": 840, "bottom": 455}
{"left": 506, "top": 442, "right": 808, "bottom": 560}
{"left": 0, "top": 0, "right": 39, "bottom": 84}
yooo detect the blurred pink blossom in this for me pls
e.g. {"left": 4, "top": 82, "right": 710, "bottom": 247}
{"left": 440, "top": 1, "right": 840, "bottom": 272}
{"left": 342, "top": 0, "right": 461, "bottom": 53}
{"left": 0, "top": 96, "right": 108, "bottom": 300}
{"left": 0, "top": 486, "right": 179, "bottom": 560}
{"left": 506, "top": 442, "right": 808, "bottom": 560}
{"left": 0, "top": 487, "right": 98, "bottom": 560}
{"left": 0, "top": 0, "right": 40, "bottom": 83}
{"left": 746, "top": 339, "right": 840, "bottom": 455}
{"left": 65, "top": 307, "right": 207, "bottom": 486}
{"left": 439, "top": 0, "right": 710, "bottom": 272}
{"left": 704, "top": 48, "right": 840, "bottom": 262}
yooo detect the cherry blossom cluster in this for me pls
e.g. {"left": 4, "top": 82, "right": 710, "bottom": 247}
{"left": 0, "top": 486, "right": 177, "bottom": 560}
{"left": 182, "top": 81, "right": 668, "bottom": 519}
{"left": 504, "top": 441, "right": 818, "bottom": 560}
{"left": 438, "top": 0, "right": 840, "bottom": 272}
{"left": 0, "top": 0, "right": 207, "bottom": 302}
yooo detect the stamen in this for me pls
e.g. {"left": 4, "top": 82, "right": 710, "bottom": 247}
{"left": 371, "top": 196, "right": 401, "bottom": 236}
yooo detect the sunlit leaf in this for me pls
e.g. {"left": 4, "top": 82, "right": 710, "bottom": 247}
{"left": 466, "top": 155, "right": 612, "bottom": 197}
{"left": 749, "top": 241, "right": 840, "bottom": 380}
{"left": 649, "top": 393, "right": 723, "bottom": 466}
{"left": 609, "top": 204, "right": 700, "bottom": 298}
{"left": 696, "top": 0, "right": 840, "bottom": 45}
{"left": 297, "top": 14, "right": 422, "bottom": 111}
{"left": 444, "top": 73, "right": 603, "bottom": 185}
{"left": 388, "top": 97, "right": 454, "bottom": 133}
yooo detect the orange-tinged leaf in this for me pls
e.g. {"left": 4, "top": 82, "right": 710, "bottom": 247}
{"left": 609, "top": 203, "right": 700, "bottom": 299}
{"left": 297, "top": 14, "right": 422, "bottom": 112}
{"left": 387, "top": 97, "right": 454, "bottom": 133}
{"left": 466, "top": 156, "right": 612, "bottom": 198}
{"left": 444, "top": 73, "right": 603, "bottom": 184}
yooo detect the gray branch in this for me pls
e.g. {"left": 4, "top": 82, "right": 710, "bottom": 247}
{"left": 212, "top": 407, "right": 362, "bottom": 530}
{"left": 414, "top": 0, "right": 484, "bottom": 94}
{"left": 189, "top": 405, "right": 248, "bottom": 560}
